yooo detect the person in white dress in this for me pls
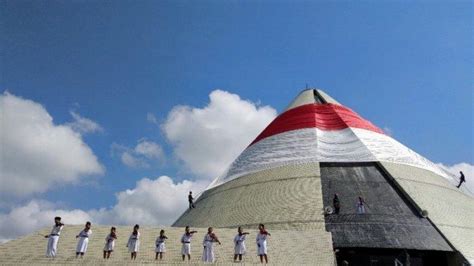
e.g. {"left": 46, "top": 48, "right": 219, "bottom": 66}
{"left": 256, "top": 223, "right": 271, "bottom": 264}
{"left": 103, "top": 227, "right": 117, "bottom": 259}
{"left": 202, "top": 227, "right": 221, "bottom": 263}
{"left": 356, "top": 196, "right": 366, "bottom": 214}
{"left": 155, "top": 229, "right": 168, "bottom": 260}
{"left": 234, "top": 226, "right": 250, "bottom": 262}
{"left": 126, "top": 224, "right": 140, "bottom": 260}
{"left": 75, "top": 221, "right": 92, "bottom": 258}
{"left": 45, "top": 216, "right": 64, "bottom": 258}
{"left": 181, "top": 226, "right": 197, "bottom": 261}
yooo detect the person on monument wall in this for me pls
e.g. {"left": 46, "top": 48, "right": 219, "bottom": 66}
{"left": 188, "top": 191, "right": 195, "bottom": 209}
{"left": 457, "top": 171, "right": 466, "bottom": 188}
{"left": 333, "top": 194, "right": 341, "bottom": 214}
{"left": 356, "top": 196, "right": 366, "bottom": 214}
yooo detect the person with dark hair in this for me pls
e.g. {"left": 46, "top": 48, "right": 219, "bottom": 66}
{"left": 103, "top": 227, "right": 117, "bottom": 259}
{"left": 457, "top": 171, "right": 466, "bottom": 188}
{"left": 45, "top": 216, "right": 64, "bottom": 258}
{"left": 126, "top": 224, "right": 140, "bottom": 260}
{"left": 75, "top": 221, "right": 92, "bottom": 258}
{"left": 356, "top": 196, "right": 366, "bottom": 214}
{"left": 188, "top": 191, "right": 195, "bottom": 209}
{"left": 233, "top": 226, "right": 250, "bottom": 262}
{"left": 256, "top": 224, "right": 271, "bottom": 264}
{"left": 202, "top": 227, "right": 221, "bottom": 263}
{"left": 155, "top": 229, "right": 168, "bottom": 260}
{"left": 333, "top": 194, "right": 341, "bottom": 214}
{"left": 181, "top": 226, "right": 197, "bottom": 261}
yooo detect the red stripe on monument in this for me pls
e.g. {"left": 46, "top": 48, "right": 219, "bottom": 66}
{"left": 250, "top": 103, "right": 384, "bottom": 146}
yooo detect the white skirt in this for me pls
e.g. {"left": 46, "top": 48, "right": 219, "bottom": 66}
{"left": 155, "top": 242, "right": 166, "bottom": 253}
{"left": 104, "top": 240, "right": 115, "bottom": 251}
{"left": 182, "top": 243, "right": 191, "bottom": 255}
{"left": 76, "top": 237, "right": 89, "bottom": 253}
{"left": 202, "top": 243, "right": 215, "bottom": 262}
{"left": 46, "top": 235, "right": 59, "bottom": 257}
{"left": 235, "top": 242, "right": 246, "bottom": 255}
{"left": 128, "top": 240, "right": 140, "bottom": 252}
{"left": 257, "top": 241, "right": 267, "bottom": 255}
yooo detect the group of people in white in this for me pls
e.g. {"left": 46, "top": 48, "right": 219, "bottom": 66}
{"left": 45, "top": 217, "right": 272, "bottom": 263}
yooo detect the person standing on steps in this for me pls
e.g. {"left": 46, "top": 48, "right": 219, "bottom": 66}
{"left": 202, "top": 227, "right": 221, "bottom": 263}
{"left": 103, "top": 227, "right": 117, "bottom": 259}
{"left": 234, "top": 226, "right": 250, "bottom": 262}
{"left": 256, "top": 224, "right": 271, "bottom": 264}
{"left": 45, "top": 216, "right": 64, "bottom": 258}
{"left": 126, "top": 224, "right": 140, "bottom": 260}
{"left": 75, "top": 221, "right": 92, "bottom": 258}
{"left": 181, "top": 226, "right": 197, "bottom": 261}
{"left": 155, "top": 229, "right": 168, "bottom": 260}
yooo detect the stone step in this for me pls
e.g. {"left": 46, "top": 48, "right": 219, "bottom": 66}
{"left": 0, "top": 225, "right": 335, "bottom": 265}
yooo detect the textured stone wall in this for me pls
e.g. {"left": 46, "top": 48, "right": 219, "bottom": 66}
{"left": 381, "top": 162, "right": 474, "bottom": 262}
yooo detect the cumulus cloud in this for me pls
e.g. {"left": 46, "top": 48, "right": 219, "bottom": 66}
{"left": 0, "top": 90, "right": 275, "bottom": 242}
{"left": 437, "top": 162, "right": 474, "bottom": 194}
{"left": 0, "top": 92, "right": 104, "bottom": 197}
{"left": 162, "top": 90, "right": 277, "bottom": 179}
{"left": 66, "top": 111, "right": 104, "bottom": 135}
{"left": 91, "top": 176, "right": 206, "bottom": 225}
{"left": 147, "top": 112, "right": 158, "bottom": 125}
{"left": 0, "top": 200, "right": 92, "bottom": 243}
{"left": 0, "top": 176, "right": 205, "bottom": 242}
{"left": 111, "top": 139, "right": 165, "bottom": 168}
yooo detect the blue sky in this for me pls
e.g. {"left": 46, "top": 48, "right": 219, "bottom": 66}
{"left": 0, "top": 1, "right": 472, "bottom": 240}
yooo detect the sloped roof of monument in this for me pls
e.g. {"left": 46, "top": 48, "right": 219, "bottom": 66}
{"left": 210, "top": 89, "right": 449, "bottom": 187}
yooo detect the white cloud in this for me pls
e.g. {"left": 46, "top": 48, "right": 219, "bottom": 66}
{"left": 111, "top": 139, "right": 165, "bottom": 169}
{"left": 162, "top": 90, "right": 277, "bottom": 179}
{"left": 147, "top": 112, "right": 158, "bottom": 125}
{"left": 0, "top": 90, "right": 276, "bottom": 242}
{"left": 91, "top": 176, "right": 206, "bottom": 226}
{"left": 135, "top": 140, "right": 164, "bottom": 159}
{"left": 0, "top": 176, "right": 205, "bottom": 242}
{"left": 120, "top": 151, "right": 149, "bottom": 168}
{"left": 0, "top": 200, "right": 92, "bottom": 243}
{"left": 66, "top": 111, "right": 103, "bottom": 135}
{"left": 436, "top": 162, "right": 474, "bottom": 194}
{"left": 0, "top": 92, "right": 104, "bottom": 197}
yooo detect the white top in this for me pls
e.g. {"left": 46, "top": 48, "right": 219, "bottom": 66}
{"left": 234, "top": 234, "right": 246, "bottom": 244}
{"left": 105, "top": 234, "right": 116, "bottom": 243}
{"left": 128, "top": 232, "right": 140, "bottom": 241}
{"left": 256, "top": 232, "right": 268, "bottom": 244}
{"left": 50, "top": 224, "right": 63, "bottom": 236}
{"left": 181, "top": 233, "right": 193, "bottom": 243}
{"left": 156, "top": 236, "right": 167, "bottom": 245}
{"left": 77, "top": 229, "right": 92, "bottom": 238}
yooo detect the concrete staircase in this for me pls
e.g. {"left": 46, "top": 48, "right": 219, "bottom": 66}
{"left": 0, "top": 225, "right": 335, "bottom": 265}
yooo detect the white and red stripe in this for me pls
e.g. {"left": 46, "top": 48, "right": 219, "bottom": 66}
{"left": 209, "top": 103, "right": 448, "bottom": 188}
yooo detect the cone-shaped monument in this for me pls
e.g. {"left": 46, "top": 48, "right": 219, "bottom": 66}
{"left": 174, "top": 89, "right": 474, "bottom": 265}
